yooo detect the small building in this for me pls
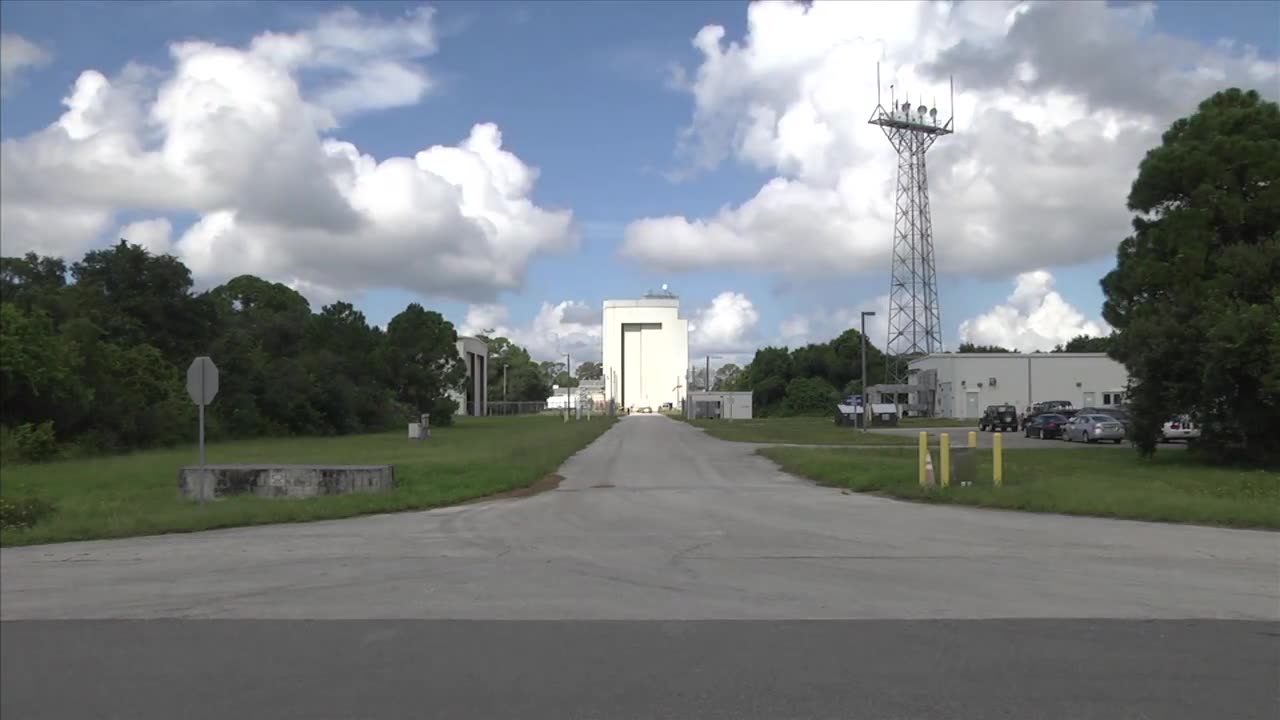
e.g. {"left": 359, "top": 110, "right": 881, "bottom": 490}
{"left": 909, "top": 352, "right": 1129, "bottom": 419}
{"left": 450, "top": 337, "right": 489, "bottom": 417}
{"left": 686, "top": 391, "right": 753, "bottom": 420}
{"left": 835, "top": 403, "right": 899, "bottom": 427}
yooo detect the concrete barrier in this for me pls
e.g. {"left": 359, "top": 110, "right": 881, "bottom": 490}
{"left": 178, "top": 464, "right": 395, "bottom": 501}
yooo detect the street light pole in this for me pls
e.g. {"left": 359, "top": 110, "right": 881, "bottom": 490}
{"left": 861, "top": 311, "right": 876, "bottom": 432}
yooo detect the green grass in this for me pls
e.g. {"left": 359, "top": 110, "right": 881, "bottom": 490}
{"left": 683, "top": 416, "right": 916, "bottom": 445}
{"left": 898, "top": 417, "right": 977, "bottom": 428}
{"left": 759, "top": 446, "right": 1280, "bottom": 529}
{"left": 0, "top": 416, "right": 615, "bottom": 546}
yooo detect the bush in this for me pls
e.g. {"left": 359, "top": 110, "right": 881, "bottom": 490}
{"left": 429, "top": 396, "right": 459, "bottom": 427}
{"left": 780, "top": 377, "right": 841, "bottom": 416}
{"left": 9, "top": 421, "right": 59, "bottom": 463}
{"left": 0, "top": 494, "right": 57, "bottom": 531}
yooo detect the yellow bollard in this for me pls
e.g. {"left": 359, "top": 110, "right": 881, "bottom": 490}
{"left": 993, "top": 432, "right": 1004, "bottom": 487}
{"left": 968, "top": 430, "right": 977, "bottom": 448}
{"left": 918, "top": 431, "right": 928, "bottom": 487}
{"left": 940, "top": 433, "right": 951, "bottom": 487}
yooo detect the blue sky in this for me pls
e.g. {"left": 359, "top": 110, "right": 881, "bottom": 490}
{"left": 1, "top": 0, "right": 1276, "bottom": 362}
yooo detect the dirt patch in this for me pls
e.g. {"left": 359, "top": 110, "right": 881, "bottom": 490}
{"left": 460, "top": 473, "right": 565, "bottom": 505}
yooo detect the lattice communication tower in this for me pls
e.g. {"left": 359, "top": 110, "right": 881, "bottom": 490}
{"left": 868, "top": 63, "right": 953, "bottom": 384}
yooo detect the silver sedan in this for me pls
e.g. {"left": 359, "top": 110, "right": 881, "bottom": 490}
{"left": 1063, "top": 414, "right": 1127, "bottom": 443}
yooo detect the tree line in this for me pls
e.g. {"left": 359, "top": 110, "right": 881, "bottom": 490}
{"left": 0, "top": 243, "right": 553, "bottom": 462}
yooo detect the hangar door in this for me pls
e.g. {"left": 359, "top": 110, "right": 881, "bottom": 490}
{"left": 621, "top": 322, "right": 662, "bottom": 408}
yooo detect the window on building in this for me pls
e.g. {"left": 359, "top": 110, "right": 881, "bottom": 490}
{"left": 1102, "top": 392, "right": 1126, "bottom": 406}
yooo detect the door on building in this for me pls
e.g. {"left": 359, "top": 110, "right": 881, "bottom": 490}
{"left": 965, "top": 391, "right": 979, "bottom": 418}
{"left": 1083, "top": 391, "right": 1096, "bottom": 407}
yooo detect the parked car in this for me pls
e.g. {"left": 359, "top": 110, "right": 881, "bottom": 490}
{"left": 1021, "top": 400, "right": 1076, "bottom": 429}
{"left": 1024, "top": 413, "right": 1068, "bottom": 439}
{"left": 979, "top": 404, "right": 1019, "bottom": 432}
{"left": 1159, "top": 415, "right": 1201, "bottom": 442}
{"left": 1062, "top": 414, "right": 1126, "bottom": 443}
{"left": 1078, "top": 406, "right": 1131, "bottom": 437}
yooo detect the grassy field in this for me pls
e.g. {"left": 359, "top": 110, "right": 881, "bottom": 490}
{"left": 760, "top": 446, "right": 1280, "bottom": 529}
{"left": 899, "top": 417, "right": 977, "bottom": 428}
{"left": 0, "top": 416, "right": 615, "bottom": 546}
{"left": 684, "top": 416, "right": 917, "bottom": 445}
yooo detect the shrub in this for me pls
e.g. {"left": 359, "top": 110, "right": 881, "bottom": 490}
{"left": 0, "top": 494, "right": 57, "bottom": 531}
{"left": 429, "top": 395, "right": 459, "bottom": 427}
{"left": 10, "top": 421, "right": 59, "bottom": 463}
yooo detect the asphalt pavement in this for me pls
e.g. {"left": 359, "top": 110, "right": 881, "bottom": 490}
{"left": 3, "top": 415, "right": 1276, "bottom": 719}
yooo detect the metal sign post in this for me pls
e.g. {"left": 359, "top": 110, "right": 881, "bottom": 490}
{"left": 186, "top": 356, "right": 219, "bottom": 500}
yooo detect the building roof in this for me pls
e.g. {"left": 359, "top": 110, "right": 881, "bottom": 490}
{"left": 603, "top": 298, "right": 680, "bottom": 310}
{"left": 910, "top": 352, "right": 1111, "bottom": 363}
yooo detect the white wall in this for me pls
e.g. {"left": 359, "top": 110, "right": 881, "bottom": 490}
{"left": 602, "top": 299, "right": 689, "bottom": 410}
{"left": 911, "top": 353, "right": 1129, "bottom": 418}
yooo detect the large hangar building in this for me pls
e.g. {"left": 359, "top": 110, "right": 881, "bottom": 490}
{"left": 602, "top": 292, "right": 689, "bottom": 411}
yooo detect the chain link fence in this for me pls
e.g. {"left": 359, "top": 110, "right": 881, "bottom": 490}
{"left": 488, "top": 401, "right": 548, "bottom": 416}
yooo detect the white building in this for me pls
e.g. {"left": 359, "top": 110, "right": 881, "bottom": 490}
{"left": 602, "top": 295, "right": 689, "bottom": 411}
{"left": 685, "top": 391, "right": 753, "bottom": 420}
{"left": 909, "top": 352, "right": 1130, "bottom": 419}
{"left": 450, "top": 336, "right": 489, "bottom": 417}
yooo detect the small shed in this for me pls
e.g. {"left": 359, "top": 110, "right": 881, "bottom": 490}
{"left": 686, "top": 391, "right": 753, "bottom": 420}
{"left": 834, "top": 403, "right": 900, "bottom": 427}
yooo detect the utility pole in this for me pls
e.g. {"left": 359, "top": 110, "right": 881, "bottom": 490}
{"left": 564, "top": 352, "right": 570, "bottom": 422}
{"left": 503, "top": 363, "right": 509, "bottom": 404}
{"left": 861, "top": 311, "right": 876, "bottom": 432}
{"left": 705, "top": 355, "right": 711, "bottom": 394}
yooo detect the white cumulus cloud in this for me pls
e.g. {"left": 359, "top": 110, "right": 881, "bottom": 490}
{"left": 115, "top": 218, "right": 173, "bottom": 255}
{"left": 622, "top": 0, "right": 1277, "bottom": 280}
{"left": 958, "top": 270, "right": 1108, "bottom": 352}
{"left": 460, "top": 300, "right": 602, "bottom": 366}
{"left": 689, "top": 291, "right": 760, "bottom": 356}
{"left": 0, "top": 6, "right": 575, "bottom": 302}
{"left": 0, "top": 33, "right": 51, "bottom": 92}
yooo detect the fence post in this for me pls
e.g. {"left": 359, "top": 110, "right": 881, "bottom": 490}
{"left": 918, "top": 431, "right": 928, "bottom": 487}
{"left": 993, "top": 432, "right": 1003, "bottom": 487}
{"left": 940, "top": 433, "right": 951, "bottom": 487}
{"left": 968, "top": 430, "right": 977, "bottom": 448}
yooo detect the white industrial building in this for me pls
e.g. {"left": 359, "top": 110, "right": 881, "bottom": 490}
{"left": 909, "top": 352, "right": 1130, "bottom": 419}
{"left": 686, "top": 391, "right": 753, "bottom": 420}
{"left": 450, "top": 336, "right": 489, "bottom": 417}
{"left": 602, "top": 294, "right": 689, "bottom": 411}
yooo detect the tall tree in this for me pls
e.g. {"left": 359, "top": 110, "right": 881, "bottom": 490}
{"left": 1102, "top": 88, "right": 1280, "bottom": 465}
{"left": 1053, "top": 334, "right": 1114, "bottom": 353}
{"left": 384, "top": 304, "right": 466, "bottom": 425}
{"left": 957, "top": 343, "right": 1013, "bottom": 353}
{"left": 576, "top": 361, "right": 603, "bottom": 381}
{"left": 713, "top": 363, "right": 742, "bottom": 390}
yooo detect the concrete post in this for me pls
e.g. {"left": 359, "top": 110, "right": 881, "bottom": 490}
{"left": 918, "top": 431, "right": 928, "bottom": 487}
{"left": 940, "top": 433, "right": 951, "bottom": 487}
{"left": 993, "top": 432, "right": 1004, "bottom": 487}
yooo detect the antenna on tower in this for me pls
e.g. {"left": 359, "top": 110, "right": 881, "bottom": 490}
{"left": 867, "top": 63, "right": 955, "bottom": 392}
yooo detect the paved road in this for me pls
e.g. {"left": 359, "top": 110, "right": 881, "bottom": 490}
{"left": 3, "top": 416, "right": 1276, "bottom": 719}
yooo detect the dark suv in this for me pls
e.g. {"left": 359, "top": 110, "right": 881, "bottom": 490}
{"left": 979, "top": 404, "right": 1018, "bottom": 432}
